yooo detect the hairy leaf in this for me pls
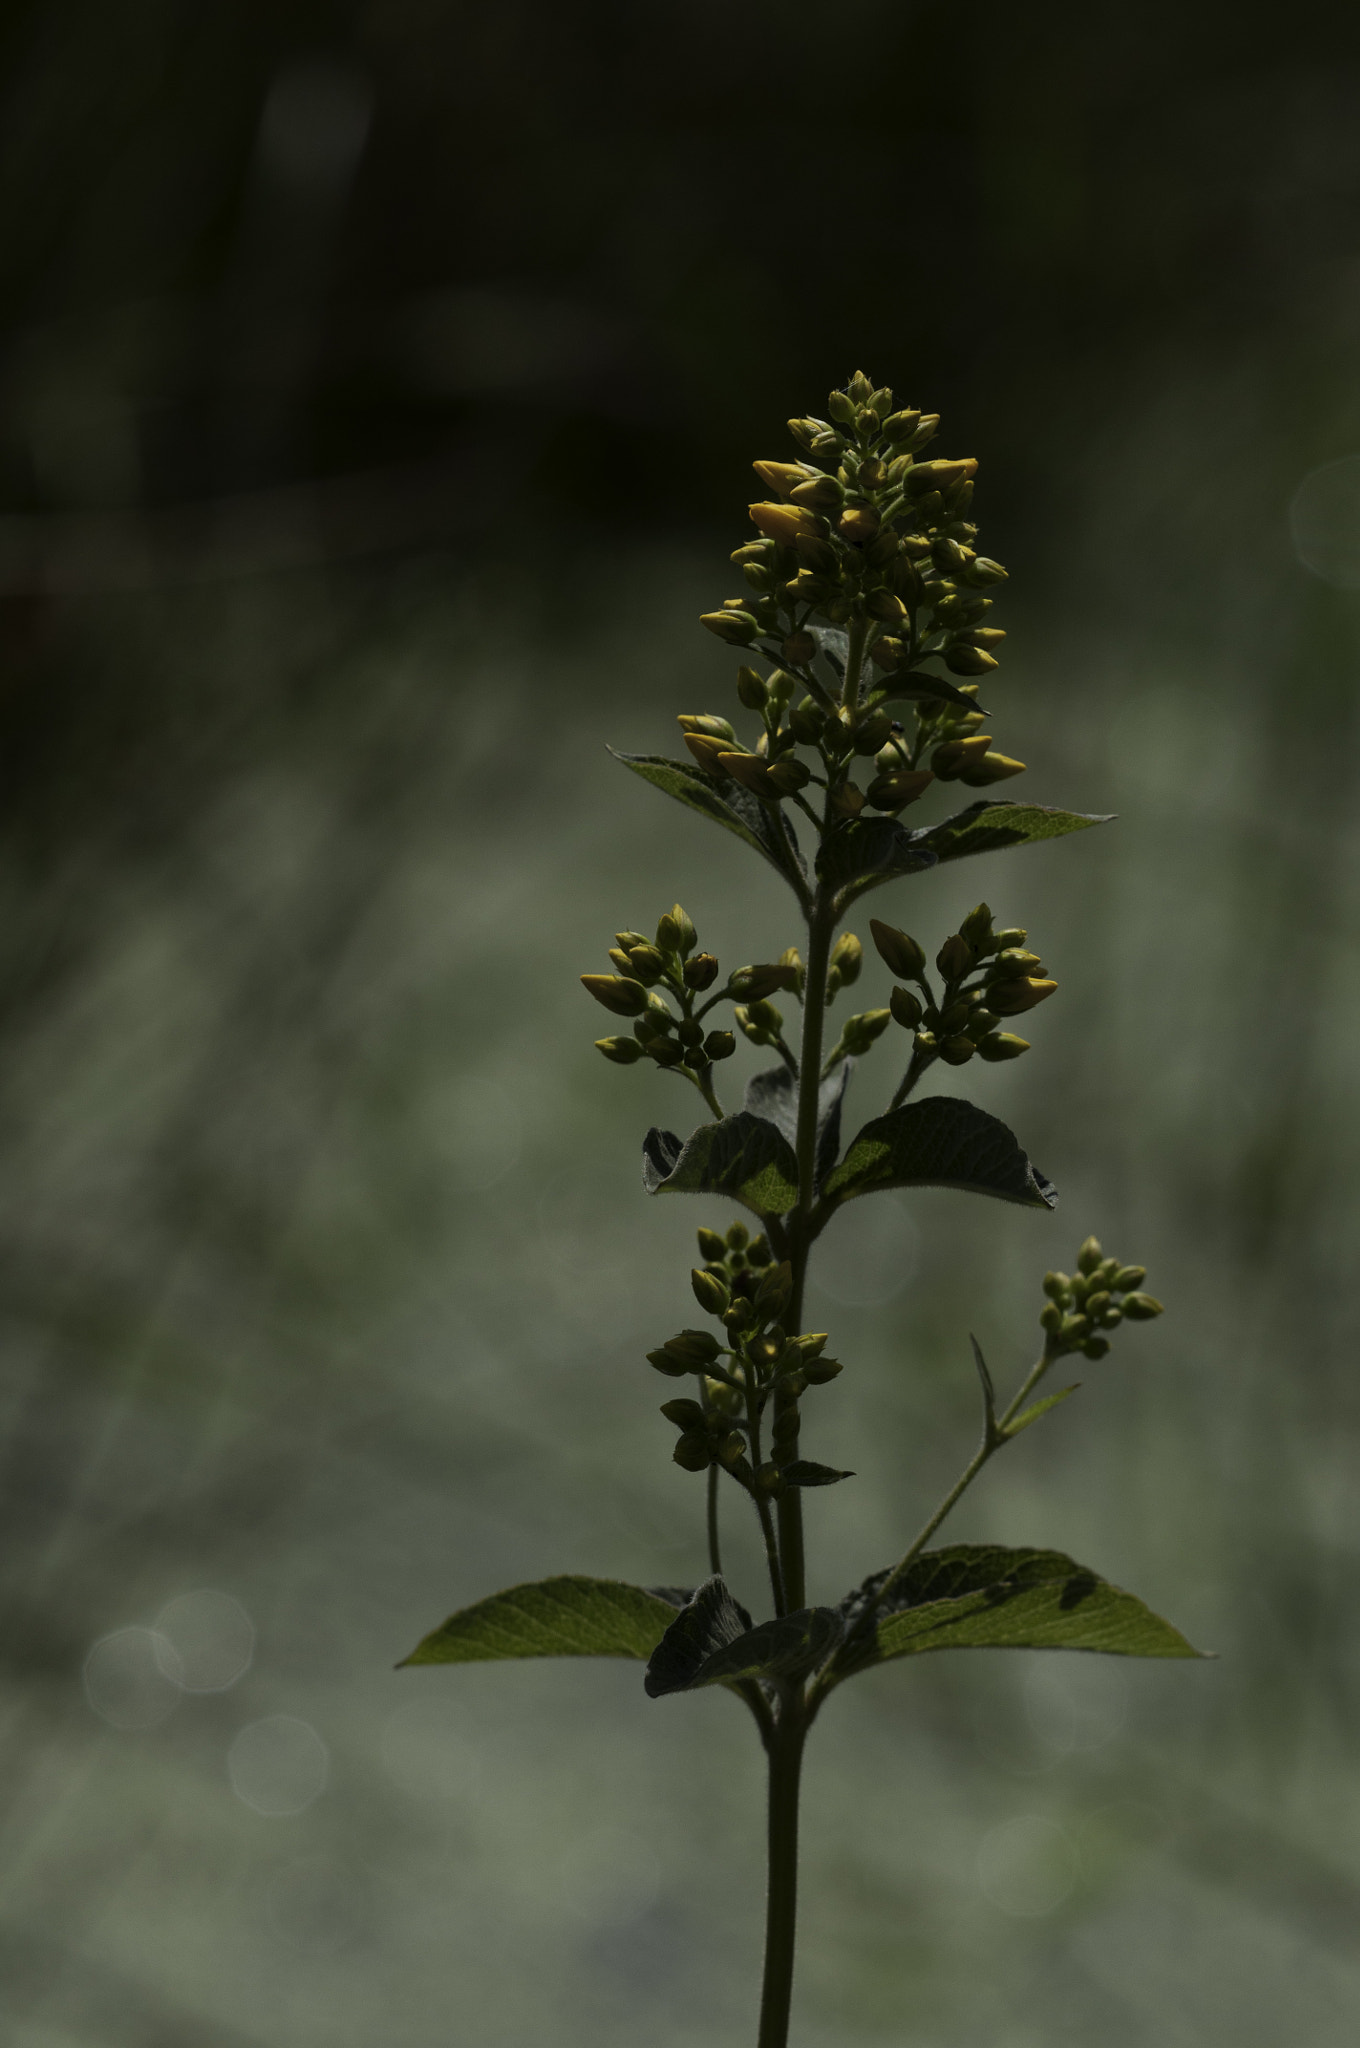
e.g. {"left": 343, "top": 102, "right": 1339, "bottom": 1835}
{"left": 816, "top": 816, "right": 938, "bottom": 906}
{"left": 643, "top": 1113, "right": 801, "bottom": 1216}
{"left": 610, "top": 750, "right": 808, "bottom": 894}
{"left": 834, "top": 1545, "right": 1204, "bottom": 1679}
{"left": 400, "top": 1576, "right": 685, "bottom": 1667}
{"left": 645, "top": 1577, "right": 844, "bottom": 1697}
{"left": 911, "top": 800, "right": 1111, "bottom": 865}
{"left": 744, "top": 1062, "right": 851, "bottom": 1193}
{"left": 780, "top": 1460, "right": 855, "bottom": 1487}
{"left": 821, "top": 1096, "right": 1056, "bottom": 1211}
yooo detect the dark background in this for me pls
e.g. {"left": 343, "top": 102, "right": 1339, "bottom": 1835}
{"left": 3, "top": 3, "right": 1360, "bottom": 2044}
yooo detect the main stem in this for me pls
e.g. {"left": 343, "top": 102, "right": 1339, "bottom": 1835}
{"left": 756, "top": 1695, "right": 807, "bottom": 2048}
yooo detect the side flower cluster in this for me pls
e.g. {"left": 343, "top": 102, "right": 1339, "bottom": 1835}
{"left": 1041, "top": 1237, "right": 1164, "bottom": 1361}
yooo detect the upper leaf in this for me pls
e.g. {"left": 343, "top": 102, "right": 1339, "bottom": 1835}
{"left": 610, "top": 750, "right": 808, "bottom": 897}
{"left": 399, "top": 1576, "right": 686, "bottom": 1667}
{"left": 643, "top": 1113, "right": 801, "bottom": 1217}
{"left": 645, "top": 1576, "right": 844, "bottom": 1697}
{"left": 821, "top": 1096, "right": 1056, "bottom": 1211}
{"left": 911, "top": 799, "right": 1111, "bottom": 865}
{"left": 834, "top": 1545, "right": 1205, "bottom": 1679}
{"left": 744, "top": 1062, "right": 851, "bottom": 1194}
{"left": 873, "top": 668, "right": 985, "bottom": 713}
{"left": 816, "top": 817, "right": 938, "bottom": 908}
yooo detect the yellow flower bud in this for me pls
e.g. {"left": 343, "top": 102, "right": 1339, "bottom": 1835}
{"left": 838, "top": 505, "right": 880, "bottom": 543}
{"left": 749, "top": 500, "right": 822, "bottom": 546}
{"left": 986, "top": 976, "right": 1057, "bottom": 1017}
{"left": 866, "top": 769, "right": 934, "bottom": 813}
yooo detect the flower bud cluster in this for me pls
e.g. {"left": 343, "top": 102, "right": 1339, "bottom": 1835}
{"left": 1039, "top": 1236, "right": 1164, "bottom": 1361}
{"left": 693, "top": 371, "right": 1019, "bottom": 814}
{"left": 581, "top": 902, "right": 752, "bottom": 1079}
{"left": 870, "top": 902, "right": 1054, "bottom": 1072}
{"left": 648, "top": 1222, "right": 843, "bottom": 1487}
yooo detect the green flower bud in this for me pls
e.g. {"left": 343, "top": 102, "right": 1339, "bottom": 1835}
{"left": 716, "top": 1430, "right": 748, "bottom": 1469}
{"left": 989, "top": 927, "right": 1027, "bottom": 950}
{"left": 756, "top": 1260, "right": 793, "bottom": 1319}
{"left": 607, "top": 947, "right": 632, "bottom": 973}
{"left": 828, "top": 390, "right": 857, "bottom": 424}
{"left": 1060, "top": 1314, "right": 1090, "bottom": 1345}
{"left": 1043, "top": 1272, "right": 1071, "bottom": 1300}
{"left": 696, "top": 1226, "right": 727, "bottom": 1261}
{"left": 684, "top": 733, "right": 733, "bottom": 775}
{"left": 725, "top": 1223, "right": 749, "bottom": 1251}
{"left": 701, "top": 610, "right": 758, "bottom": 645}
{"left": 745, "top": 1235, "right": 771, "bottom": 1268}
{"left": 790, "top": 474, "right": 843, "bottom": 511}
{"left": 1040, "top": 1301, "right": 1063, "bottom": 1334}
{"left": 766, "top": 758, "right": 812, "bottom": 795}
{"left": 787, "top": 415, "right": 833, "bottom": 450}
{"left": 646, "top": 1039, "right": 686, "bottom": 1066}
{"left": 843, "top": 1008, "right": 892, "bottom": 1054}
{"left": 890, "top": 984, "right": 923, "bottom": 1030}
{"left": 958, "top": 903, "right": 993, "bottom": 951}
{"left": 936, "top": 934, "right": 972, "bottom": 981}
{"left": 959, "top": 752, "right": 1026, "bottom": 787}
{"left": 723, "top": 1295, "right": 754, "bottom": 1333}
{"left": 789, "top": 698, "right": 827, "bottom": 743}
{"left": 975, "top": 1032, "right": 1030, "bottom": 1061}
{"left": 906, "top": 457, "right": 977, "bottom": 497}
{"left": 1082, "top": 1337, "right": 1111, "bottom": 1360}
{"left": 830, "top": 933, "right": 863, "bottom": 986}
{"left": 646, "top": 1348, "right": 693, "bottom": 1378}
{"left": 987, "top": 977, "right": 1057, "bottom": 1017}
{"left": 704, "top": 1030, "right": 736, "bottom": 1060}
{"left": 988, "top": 948, "right": 1044, "bottom": 978}
{"left": 627, "top": 945, "right": 667, "bottom": 984}
{"left": 673, "top": 1431, "right": 714, "bottom": 1471}
{"left": 1121, "top": 1293, "right": 1164, "bottom": 1321}
{"left": 581, "top": 974, "right": 650, "bottom": 1016}
{"left": 752, "top": 459, "right": 810, "bottom": 499}
{"left": 1100, "top": 1306, "right": 1124, "bottom": 1328}
{"left": 828, "top": 779, "right": 866, "bottom": 817}
{"left": 684, "top": 952, "right": 720, "bottom": 990}
{"left": 939, "top": 1035, "right": 976, "bottom": 1065}
{"left": 730, "top": 962, "right": 799, "bottom": 1001}
{"left": 660, "top": 1398, "right": 706, "bottom": 1429}
{"left": 882, "top": 407, "right": 922, "bottom": 444}
{"left": 963, "top": 1007, "right": 998, "bottom": 1041}
{"left": 838, "top": 504, "right": 880, "bottom": 544}
{"left": 657, "top": 905, "right": 697, "bottom": 954}
{"left": 677, "top": 713, "right": 738, "bottom": 741}
{"left": 1085, "top": 1290, "right": 1112, "bottom": 1320}
{"left": 677, "top": 1017, "right": 705, "bottom": 1045}
{"left": 736, "top": 666, "right": 768, "bottom": 710}
{"left": 1077, "top": 1236, "right": 1103, "bottom": 1274}
{"left": 754, "top": 1461, "right": 783, "bottom": 1495}
{"left": 662, "top": 1329, "right": 721, "bottom": 1366}
{"left": 692, "top": 1267, "right": 730, "bottom": 1315}
{"left": 802, "top": 1354, "right": 843, "bottom": 1385}
{"left": 944, "top": 644, "right": 1000, "bottom": 677}
{"left": 870, "top": 919, "right": 927, "bottom": 981}
{"left": 595, "top": 1036, "right": 645, "bottom": 1064}
{"left": 913, "top": 1029, "right": 938, "bottom": 1055}
{"left": 964, "top": 556, "right": 1008, "bottom": 586}
{"left": 1113, "top": 1265, "right": 1147, "bottom": 1292}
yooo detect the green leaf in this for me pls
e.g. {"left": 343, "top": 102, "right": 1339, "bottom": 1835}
{"left": 780, "top": 1460, "right": 855, "bottom": 1487}
{"left": 820, "top": 1096, "right": 1056, "bottom": 1212}
{"left": 816, "top": 816, "right": 938, "bottom": 907}
{"left": 398, "top": 1576, "right": 685, "bottom": 1667}
{"left": 910, "top": 799, "right": 1111, "bottom": 865}
{"left": 1006, "top": 1384, "right": 1080, "bottom": 1437}
{"left": 645, "top": 1576, "right": 844, "bottom": 1697}
{"left": 835, "top": 1545, "right": 1205, "bottom": 1679}
{"left": 610, "top": 750, "right": 808, "bottom": 896}
{"left": 873, "top": 668, "right": 985, "bottom": 713}
{"left": 743, "top": 1063, "right": 850, "bottom": 1194}
{"left": 643, "top": 1112, "right": 801, "bottom": 1217}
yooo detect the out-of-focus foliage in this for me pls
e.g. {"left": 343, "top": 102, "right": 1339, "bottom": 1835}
{"left": 2, "top": 1, "right": 1360, "bottom": 2044}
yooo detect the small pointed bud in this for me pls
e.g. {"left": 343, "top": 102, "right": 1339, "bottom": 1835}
{"left": 729, "top": 962, "right": 798, "bottom": 1001}
{"left": 581, "top": 974, "right": 650, "bottom": 1016}
{"left": 987, "top": 977, "right": 1057, "bottom": 1017}
{"left": 595, "top": 1036, "right": 645, "bottom": 1064}
{"left": 802, "top": 1354, "right": 843, "bottom": 1385}
{"left": 756, "top": 1260, "right": 793, "bottom": 1319}
{"left": 716, "top": 1430, "right": 748, "bottom": 1469}
{"left": 1060, "top": 1314, "right": 1091, "bottom": 1345}
{"left": 882, "top": 407, "right": 923, "bottom": 444}
{"left": 658, "top": 905, "right": 696, "bottom": 953}
{"left": 1040, "top": 1301, "right": 1063, "bottom": 1334}
{"left": 647, "top": 1348, "right": 693, "bottom": 1378}
{"left": 976, "top": 1032, "right": 1030, "bottom": 1061}
{"left": 704, "top": 1030, "right": 736, "bottom": 1061}
{"left": 788, "top": 698, "right": 826, "bottom": 743}
{"left": 958, "top": 903, "right": 993, "bottom": 951}
{"left": 990, "top": 926, "right": 1027, "bottom": 950}
{"left": 1100, "top": 1306, "right": 1124, "bottom": 1328}
{"left": 676, "top": 1017, "right": 705, "bottom": 1046}
{"left": 701, "top": 609, "right": 758, "bottom": 645}
{"left": 730, "top": 541, "right": 772, "bottom": 564}
{"left": 935, "top": 933, "right": 972, "bottom": 981}
{"left": 684, "top": 732, "right": 733, "bottom": 775}
{"left": 752, "top": 460, "right": 809, "bottom": 499}
{"left": 614, "top": 930, "right": 648, "bottom": 949}
{"left": 889, "top": 985, "right": 923, "bottom": 1030}
{"left": 748, "top": 501, "right": 821, "bottom": 547}
{"left": 988, "top": 948, "right": 1044, "bottom": 979}
{"left": 723, "top": 1295, "right": 754, "bottom": 1332}
{"left": 944, "top": 644, "right": 1000, "bottom": 676}
{"left": 766, "top": 758, "right": 812, "bottom": 795}
{"left": 1043, "top": 1271, "right": 1071, "bottom": 1300}
{"left": 869, "top": 635, "right": 905, "bottom": 671}
{"left": 790, "top": 475, "right": 843, "bottom": 510}
{"left": 866, "top": 768, "right": 935, "bottom": 814}
{"left": 905, "top": 457, "right": 974, "bottom": 497}
{"left": 627, "top": 945, "right": 667, "bottom": 984}
{"left": 838, "top": 505, "right": 880, "bottom": 543}
{"left": 696, "top": 1226, "right": 727, "bottom": 1261}
{"left": 1077, "top": 1236, "right": 1103, "bottom": 1274}
{"left": 660, "top": 1398, "right": 706, "bottom": 1429}
{"left": 964, "top": 556, "right": 1008, "bottom": 586}
{"left": 846, "top": 371, "right": 874, "bottom": 404}
{"left": 677, "top": 713, "right": 738, "bottom": 740}
{"left": 787, "top": 416, "right": 832, "bottom": 451}
{"left": 1082, "top": 1337, "right": 1111, "bottom": 1360}
{"left": 828, "top": 779, "right": 866, "bottom": 817}
{"left": 870, "top": 919, "right": 927, "bottom": 981}
{"left": 841, "top": 1008, "right": 891, "bottom": 1055}
{"left": 673, "top": 1431, "right": 714, "bottom": 1472}
{"left": 828, "top": 390, "right": 857, "bottom": 424}
{"left": 959, "top": 752, "right": 1026, "bottom": 787}
{"left": 662, "top": 1329, "right": 721, "bottom": 1366}
{"left": 906, "top": 414, "right": 940, "bottom": 451}
{"left": 1121, "top": 1293, "right": 1164, "bottom": 1321}
{"left": 754, "top": 1461, "right": 783, "bottom": 1495}
{"left": 938, "top": 1035, "right": 975, "bottom": 1065}
{"left": 736, "top": 666, "right": 769, "bottom": 710}
{"left": 1113, "top": 1265, "right": 1147, "bottom": 1292}
{"left": 830, "top": 933, "right": 863, "bottom": 986}
{"left": 1085, "top": 1290, "right": 1112, "bottom": 1320}
{"left": 646, "top": 1040, "right": 685, "bottom": 1067}
{"left": 684, "top": 952, "right": 720, "bottom": 991}
{"left": 962, "top": 627, "right": 1007, "bottom": 650}
{"left": 691, "top": 1267, "right": 730, "bottom": 1315}
{"left": 607, "top": 947, "right": 633, "bottom": 973}
{"left": 725, "top": 1222, "right": 749, "bottom": 1250}
{"left": 851, "top": 710, "right": 893, "bottom": 756}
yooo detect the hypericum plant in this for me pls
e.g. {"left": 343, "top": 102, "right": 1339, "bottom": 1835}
{"left": 402, "top": 373, "right": 1202, "bottom": 2048}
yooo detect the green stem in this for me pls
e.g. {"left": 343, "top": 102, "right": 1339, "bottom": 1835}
{"left": 841, "top": 614, "right": 868, "bottom": 711}
{"left": 757, "top": 1695, "right": 807, "bottom": 2048}
{"left": 706, "top": 1462, "right": 722, "bottom": 1579}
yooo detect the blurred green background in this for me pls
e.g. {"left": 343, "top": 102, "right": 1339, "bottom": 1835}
{"left": 2, "top": 1, "right": 1360, "bottom": 2043}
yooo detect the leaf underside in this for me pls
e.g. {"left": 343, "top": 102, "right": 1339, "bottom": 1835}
{"left": 744, "top": 1062, "right": 851, "bottom": 1195}
{"left": 642, "top": 1112, "right": 801, "bottom": 1216}
{"left": 610, "top": 750, "right": 808, "bottom": 892}
{"left": 645, "top": 1576, "right": 844, "bottom": 1697}
{"left": 816, "top": 817, "right": 938, "bottom": 906}
{"left": 822, "top": 1096, "right": 1057, "bottom": 1211}
{"left": 911, "top": 800, "right": 1111, "bottom": 865}
{"left": 835, "top": 1545, "right": 1204, "bottom": 1680}
{"left": 399, "top": 1576, "right": 685, "bottom": 1667}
